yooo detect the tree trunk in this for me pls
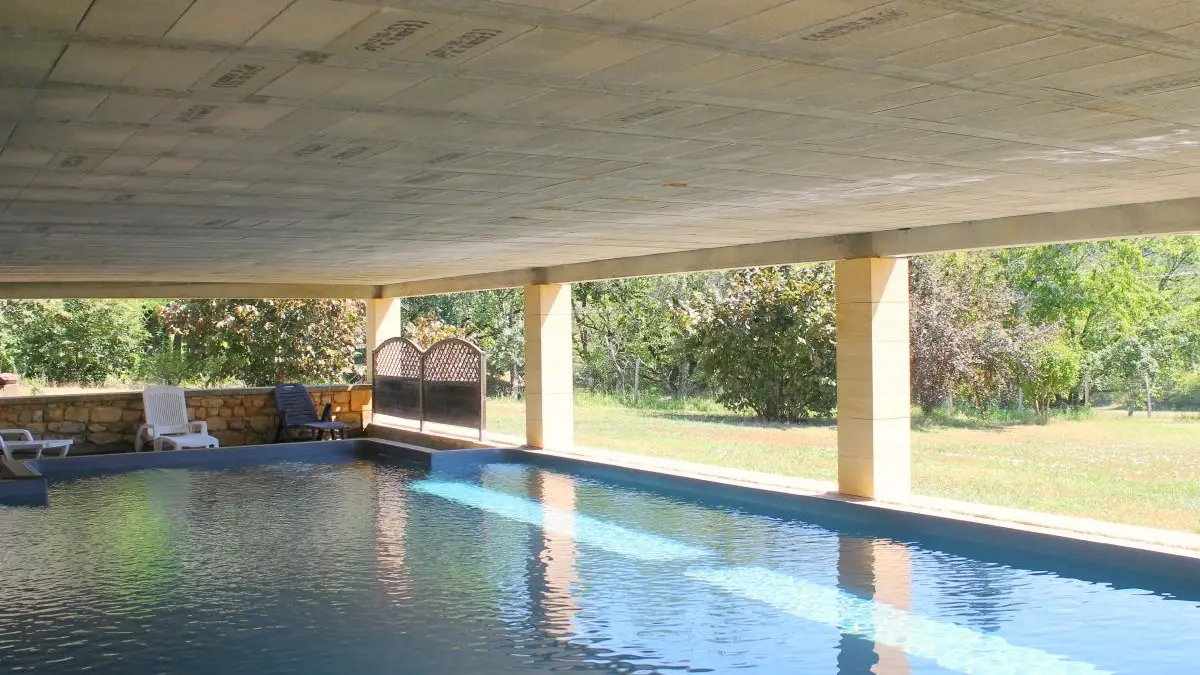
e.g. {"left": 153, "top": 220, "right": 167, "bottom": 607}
{"left": 1145, "top": 373, "right": 1153, "bottom": 418}
{"left": 1083, "top": 374, "right": 1091, "bottom": 407}
{"left": 632, "top": 358, "right": 641, "bottom": 405}
{"left": 1016, "top": 385, "right": 1023, "bottom": 412}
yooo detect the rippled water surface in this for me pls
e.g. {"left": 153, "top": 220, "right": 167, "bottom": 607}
{"left": 1, "top": 459, "right": 1197, "bottom": 674}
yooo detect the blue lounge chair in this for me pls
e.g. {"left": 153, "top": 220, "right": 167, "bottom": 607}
{"left": 274, "top": 383, "right": 348, "bottom": 442}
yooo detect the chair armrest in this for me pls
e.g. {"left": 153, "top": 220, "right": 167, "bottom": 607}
{"left": 0, "top": 429, "right": 35, "bottom": 441}
{"left": 189, "top": 421, "right": 208, "bottom": 435}
{"left": 320, "top": 403, "right": 333, "bottom": 422}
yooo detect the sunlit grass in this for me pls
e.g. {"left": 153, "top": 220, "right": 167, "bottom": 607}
{"left": 488, "top": 396, "right": 1200, "bottom": 533}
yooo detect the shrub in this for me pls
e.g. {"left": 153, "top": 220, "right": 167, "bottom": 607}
{"left": 683, "top": 265, "right": 836, "bottom": 422}
{"left": 155, "top": 300, "right": 365, "bottom": 387}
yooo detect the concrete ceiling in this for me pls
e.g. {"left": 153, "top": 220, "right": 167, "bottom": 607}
{"left": 6, "top": 0, "right": 1200, "bottom": 288}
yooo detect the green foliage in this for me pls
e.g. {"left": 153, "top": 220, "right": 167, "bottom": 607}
{"left": 574, "top": 275, "right": 708, "bottom": 400}
{"left": 404, "top": 312, "right": 472, "bottom": 347}
{"left": 1021, "top": 340, "right": 1082, "bottom": 418}
{"left": 1001, "top": 237, "right": 1200, "bottom": 409}
{"left": 1093, "top": 336, "right": 1161, "bottom": 415}
{"left": 1159, "top": 371, "right": 1200, "bottom": 410}
{"left": 153, "top": 299, "right": 364, "bottom": 387}
{"left": 910, "top": 253, "right": 1050, "bottom": 413}
{"left": 0, "top": 300, "right": 147, "bottom": 384}
{"left": 683, "top": 265, "right": 836, "bottom": 422}
{"left": 405, "top": 290, "right": 524, "bottom": 395}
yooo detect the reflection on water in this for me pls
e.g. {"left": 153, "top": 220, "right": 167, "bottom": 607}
{"left": 534, "top": 470, "right": 580, "bottom": 640}
{"left": 519, "top": 468, "right": 915, "bottom": 674}
{"left": 838, "top": 538, "right": 912, "bottom": 675}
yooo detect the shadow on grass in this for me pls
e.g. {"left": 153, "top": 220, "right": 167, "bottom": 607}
{"left": 650, "top": 408, "right": 1023, "bottom": 433}
{"left": 911, "top": 411, "right": 1010, "bottom": 432}
{"left": 646, "top": 409, "right": 836, "bottom": 430}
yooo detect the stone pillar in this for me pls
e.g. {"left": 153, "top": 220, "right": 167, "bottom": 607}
{"left": 835, "top": 257, "right": 911, "bottom": 501}
{"left": 364, "top": 298, "right": 404, "bottom": 425}
{"left": 524, "top": 284, "right": 574, "bottom": 449}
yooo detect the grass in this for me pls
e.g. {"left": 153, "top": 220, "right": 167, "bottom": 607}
{"left": 487, "top": 394, "right": 1200, "bottom": 533}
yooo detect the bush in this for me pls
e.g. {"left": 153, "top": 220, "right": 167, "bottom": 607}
{"left": 0, "top": 300, "right": 148, "bottom": 385}
{"left": 683, "top": 265, "right": 836, "bottom": 422}
{"left": 1158, "top": 371, "right": 1200, "bottom": 410}
{"left": 1021, "top": 339, "right": 1083, "bottom": 419}
{"left": 155, "top": 300, "right": 365, "bottom": 387}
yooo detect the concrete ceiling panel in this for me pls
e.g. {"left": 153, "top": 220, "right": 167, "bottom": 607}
{"left": 0, "top": 42, "right": 65, "bottom": 86}
{"left": 166, "top": 0, "right": 296, "bottom": 45}
{"left": 0, "top": 0, "right": 92, "bottom": 31}
{"left": 79, "top": 0, "right": 193, "bottom": 38}
{"left": 193, "top": 57, "right": 293, "bottom": 96}
{"left": 575, "top": 0, "right": 691, "bottom": 22}
{"left": 49, "top": 44, "right": 146, "bottom": 86}
{"left": 121, "top": 49, "right": 227, "bottom": 91}
{"left": 247, "top": 0, "right": 378, "bottom": 51}
{"left": 647, "top": 0, "right": 795, "bottom": 33}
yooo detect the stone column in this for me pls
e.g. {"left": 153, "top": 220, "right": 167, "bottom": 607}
{"left": 524, "top": 284, "right": 574, "bottom": 449}
{"left": 364, "top": 298, "right": 404, "bottom": 425}
{"left": 835, "top": 257, "right": 911, "bottom": 501}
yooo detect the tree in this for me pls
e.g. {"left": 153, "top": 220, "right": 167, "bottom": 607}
{"left": 154, "top": 299, "right": 364, "bottom": 386}
{"left": 1001, "top": 237, "right": 1200, "bottom": 407}
{"left": 574, "top": 275, "right": 707, "bottom": 401}
{"left": 0, "top": 299, "right": 148, "bottom": 384}
{"left": 910, "top": 253, "right": 1047, "bottom": 412}
{"left": 404, "top": 312, "right": 472, "bottom": 348}
{"left": 1021, "top": 339, "right": 1082, "bottom": 420}
{"left": 683, "top": 265, "right": 836, "bottom": 421}
{"left": 1095, "top": 337, "right": 1162, "bottom": 417}
{"left": 405, "top": 290, "right": 524, "bottom": 396}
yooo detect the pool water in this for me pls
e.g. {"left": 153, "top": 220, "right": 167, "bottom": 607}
{"left": 1, "top": 458, "right": 1197, "bottom": 674}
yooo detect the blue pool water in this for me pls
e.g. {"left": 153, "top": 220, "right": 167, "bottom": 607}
{"left": 1, "top": 458, "right": 1197, "bottom": 674}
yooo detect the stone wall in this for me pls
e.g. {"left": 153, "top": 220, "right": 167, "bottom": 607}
{"left": 0, "top": 385, "right": 371, "bottom": 453}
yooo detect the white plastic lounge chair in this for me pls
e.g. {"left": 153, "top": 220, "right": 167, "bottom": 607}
{"left": 0, "top": 429, "right": 72, "bottom": 461}
{"left": 136, "top": 386, "right": 220, "bottom": 452}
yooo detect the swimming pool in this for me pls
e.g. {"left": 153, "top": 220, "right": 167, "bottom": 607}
{"left": 1, "top": 443, "right": 1197, "bottom": 674}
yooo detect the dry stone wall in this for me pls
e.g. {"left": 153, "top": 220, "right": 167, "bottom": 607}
{"left": 0, "top": 385, "right": 371, "bottom": 453}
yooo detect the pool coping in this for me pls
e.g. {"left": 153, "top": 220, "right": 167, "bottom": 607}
{"left": 529, "top": 444, "right": 1200, "bottom": 555}
{"left": 372, "top": 422, "right": 1200, "bottom": 557}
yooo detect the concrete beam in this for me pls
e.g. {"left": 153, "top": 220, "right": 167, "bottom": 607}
{"left": 379, "top": 270, "right": 538, "bottom": 299}
{"left": 0, "top": 283, "right": 380, "bottom": 299}
{"left": 381, "top": 197, "right": 1200, "bottom": 297}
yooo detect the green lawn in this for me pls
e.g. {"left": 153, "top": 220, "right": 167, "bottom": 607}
{"left": 487, "top": 397, "right": 1200, "bottom": 533}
